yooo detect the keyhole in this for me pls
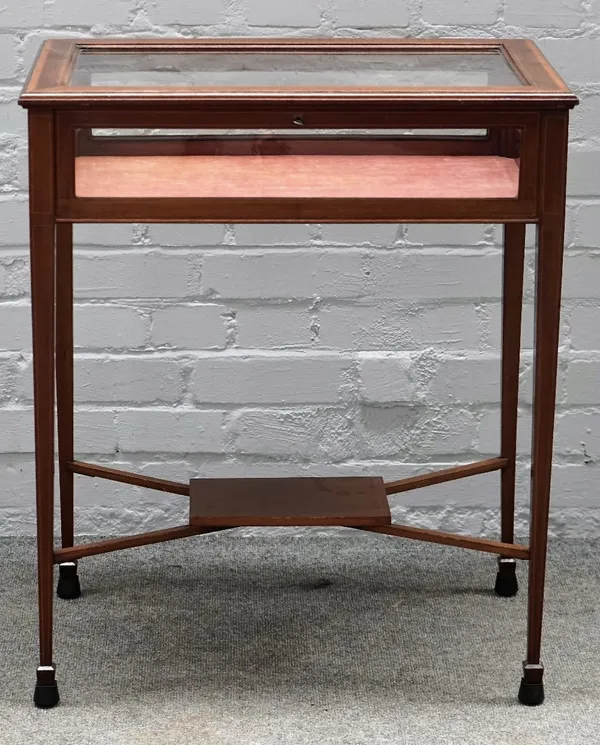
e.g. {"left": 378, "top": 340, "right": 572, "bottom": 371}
{"left": 293, "top": 116, "right": 304, "bottom": 126}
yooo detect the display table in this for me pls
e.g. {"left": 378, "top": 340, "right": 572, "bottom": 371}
{"left": 19, "top": 37, "right": 577, "bottom": 709}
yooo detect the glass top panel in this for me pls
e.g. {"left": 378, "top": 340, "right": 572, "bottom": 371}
{"left": 70, "top": 50, "right": 523, "bottom": 88}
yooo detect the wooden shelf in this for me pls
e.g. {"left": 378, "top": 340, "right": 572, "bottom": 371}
{"left": 189, "top": 476, "right": 391, "bottom": 527}
{"left": 75, "top": 154, "right": 520, "bottom": 200}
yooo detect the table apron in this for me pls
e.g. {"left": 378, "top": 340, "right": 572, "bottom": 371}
{"left": 56, "top": 197, "right": 539, "bottom": 223}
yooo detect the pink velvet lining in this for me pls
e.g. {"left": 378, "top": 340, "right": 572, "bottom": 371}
{"left": 75, "top": 154, "right": 520, "bottom": 199}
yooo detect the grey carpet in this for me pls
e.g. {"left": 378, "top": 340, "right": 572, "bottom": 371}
{"left": 0, "top": 534, "right": 599, "bottom": 744}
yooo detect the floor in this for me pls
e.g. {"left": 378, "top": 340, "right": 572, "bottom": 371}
{"left": 1, "top": 534, "right": 599, "bottom": 745}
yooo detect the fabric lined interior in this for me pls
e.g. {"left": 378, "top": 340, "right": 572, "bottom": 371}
{"left": 75, "top": 154, "right": 520, "bottom": 199}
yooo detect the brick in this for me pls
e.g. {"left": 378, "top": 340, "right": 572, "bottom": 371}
{"left": 117, "top": 409, "right": 224, "bottom": 453}
{"left": 555, "top": 412, "right": 600, "bottom": 457}
{"left": 418, "top": 408, "right": 479, "bottom": 456}
{"left": 202, "top": 251, "right": 367, "bottom": 300}
{"left": 1, "top": 259, "right": 28, "bottom": 298}
{"left": 152, "top": 304, "right": 227, "bottom": 349}
{"left": 236, "top": 305, "right": 312, "bottom": 348}
{"left": 246, "top": 0, "right": 322, "bottom": 26}
{"left": 0, "top": 0, "right": 43, "bottom": 27}
{"left": 0, "top": 457, "right": 35, "bottom": 507}
{"left": 0, "top": 266, "right": 8, "bottom": 295}
{"left": 408, "top": 305, "right": 481, "bottom": 350}
{"left": 75, "top": 410, "right": 118, "bottom": 454}
{"left": 356, "top": 404, "right": 476, "bottom": 457}
{"left": 0, "top": 304, "right": 30, "bottom": 350}
{"left": 0, "top": 409, "right": 33, "bottom": 452}
{"left": 370, "top": 253, "right": 501, "bottom": 300}
{"left": 548, "top": 465, "right": 600, "bottom": 508}
{"left": 571, "top": 96, "right": 600, "bottom": 141}
{"left": 570, "top": 307, "right": 600, "bottom": 350}
{"left": 567, "top": 150, "right": 600, "bottom": 196}
{"left": 228, "top": 407, "right": 354, "bottom": 460}
{"left": 68, "top": 357, "right": 183, "bottom": 404}
{"left": 406, "top": 223, "right": 489, "bottom": 246}
{"left": 334, "top": 0, "right": 409, "bottom": 26}
{"left": 0, "top": 199, "right": 28, "bottom": 245}
{"left": 563, "top": 255, "right": 600, "bottom": 298}
{"left": 320, "top": 224, "right": 398, "bottom": 246}
{"left": 74, "top": 224, "right": 135, "bottom": 247}
{"left": 538, "top": 40, "right": 600, "bottom": 85}
{"left": 357, "top": 353, "right": 417, "bottom": 403}
{"left": 74, "top": 305, "right": 148, "bottom": 349}
{"left": 235, "top": 224, "right": 312, "bottom": 246}
{"left": 569, "top": 203, "right": 584, "bottom": 245}
{"left": 0, "top": 154, "right": 18, "bottom": 195}
{"left": 0, "top": 139, "right": 18, "bottom": 180}
{"left": 505, "top": 0, "right": 582, "bottom": 27}
{"left": 0, "top": 355, "right": 17, "bottom": 401}
{"left": 566, "top": 359, "right": 600, "bottom": 405}
{"left": 422, "top": 0, "right": 498, "bottom": 24}
{"left": 356, "top": 404, "right": 418, "bottom": 457}
{"left": 0, "top": 35, "right": 17, "bottom": 79}
{"left": 477, "top": 410, "right": 532, "bottom": 455}
{"left": 147, "top": 223, "right": 225, "bottom": 247}
{"left": 487, "top": 304, "right": 535, "bottom": 351}
{"left": 427, "top": 356, "right": 500, "bottom": 404}
{"left": 147, "top": 0, "right": 225, "bottom": 25}
{"left": 319, "top": 303, "right": 481, "bottom": 351}
{"left": 192, "top": 353, "right": 350, "bottom": 404}
{"left": 45, "top": 0, "right": 131, "bottom": 26}
{"left": 575, "top": 204, "right": 600, "bottom": 248}
{"left": 319, "top": 303, "right": 409, "bottom": 351}
{"left": 75, "top": 252, "right": 194, "bottom": 299}
{"left": 15, "top": 146, "right": 27, "bottom": 191}
{"left": 0, "top": 101, "right": 27, "bottom": 137}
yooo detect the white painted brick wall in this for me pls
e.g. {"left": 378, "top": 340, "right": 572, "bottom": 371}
{"left": 191, "top": 353, "right": 352, "bottom": 404}
{"left": 422, "top": 0, "right": 499, "bottom": 25}
{"left": 246, "top": 0, "right": 322, "bottom": 27}
{"left": 45, "top": 0, "right": 131, "bottom": 26}
{"left": 1, "top": 1, "right": 599, "bottom": 538}
{"left": 116, "top": 409, "right": 225, "bottom": 453}
{"left": 334, "top": 0, "right": 410, "bottom": 28}
{"left": 151, "top": 304, "right": 228, "bottom": 349}
{"left": 147, "top": 0, "right": 226, "bottom": 26}
{"left": 202, "top": 251, "right": 368, "bottom": 299}
{"left": 505, "top": 0, "right": 583, "bottom": 28}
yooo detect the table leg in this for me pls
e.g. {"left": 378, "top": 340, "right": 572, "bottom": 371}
{"left": 29, "top": 110, "right": 60, "bottom": 708}
{"left": 56, "top": 222, "right": 81, "bottom": 600}
{"left": 496, "top": 223, "right": 526, "bottom": 598}
{"left": 519, "top": 112, "right": 569, "bottom": 706}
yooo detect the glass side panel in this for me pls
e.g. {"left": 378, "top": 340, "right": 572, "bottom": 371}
{"left": 70, "top": 51, "right": 523, "bottom": 88}
{"left": 74, "top": 128, "right": 522, "bottom": 200}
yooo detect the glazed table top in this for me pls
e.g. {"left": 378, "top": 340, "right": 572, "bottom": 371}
{"left": 19, "top": 37, "right": 576, "bottom": 110}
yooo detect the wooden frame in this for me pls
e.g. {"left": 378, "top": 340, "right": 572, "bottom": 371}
{"left": 20, "top": 37, "right": 577, "bottom": 710}
{"left": 53, "top": 108, "right": 539, "bottom": 223}
{"left": 21, "top": 38, "right": 576, "bottom": 109}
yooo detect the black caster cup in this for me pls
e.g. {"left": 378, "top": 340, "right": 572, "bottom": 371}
{"left": 34, "top": 665, "right": 60, "bottom": 709}
{"left": 57, "top": 561, "right": 81, "bottom": 600}
{"left": 495, "top": 557, "right": 518, "bottom": 597}
{"left": 518, "top": 662, "right": 545, "bottom": 706}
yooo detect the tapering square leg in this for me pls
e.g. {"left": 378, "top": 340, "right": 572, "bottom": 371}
{"left": 55, "top": 222, "right": 81, "bottom": 599}
{"left": 497, "top": 222, "right": 526, "bottom": 598}
{"left": 29, "top": 110, "right": 60, "bottom": 708}
{"left": 521, "top": 112, "right": 569, "bottom": 706}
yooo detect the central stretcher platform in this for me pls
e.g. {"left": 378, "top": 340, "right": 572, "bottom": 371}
{"left": 189, "top": 476, "right": 392, "bottom": 527}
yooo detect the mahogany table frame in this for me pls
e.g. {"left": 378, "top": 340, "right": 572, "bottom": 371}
{"left": 19, "top": 37, "right": 578, "bottom": 709}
